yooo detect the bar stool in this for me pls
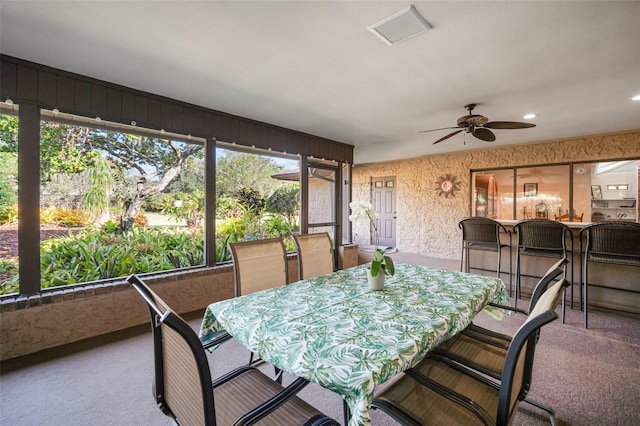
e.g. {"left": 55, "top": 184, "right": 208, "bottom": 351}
{"left": 458, "top": 217, "right": 512, "bottom": 296}
{"left": 513, "top": 219, "right": 573, "bottom": 322}
{"left": 580, "top": 222, "right": 640, "bottom": 328}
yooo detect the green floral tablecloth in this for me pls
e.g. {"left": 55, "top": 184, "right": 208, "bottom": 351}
{"left": 199, "top": 263, "right": 508, "bottom": 426}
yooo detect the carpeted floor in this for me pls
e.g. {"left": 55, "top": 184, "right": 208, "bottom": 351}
{"left": 1, "top": 252, "right": 639, "bottom": 425}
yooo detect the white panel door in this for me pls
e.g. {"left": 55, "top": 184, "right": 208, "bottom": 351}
{"left": 371, "top": 176, "right": 396, "bottom": 248}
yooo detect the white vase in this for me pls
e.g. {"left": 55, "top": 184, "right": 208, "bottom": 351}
{"left": 367, "top": 268, "right": 385, "bottom": 291}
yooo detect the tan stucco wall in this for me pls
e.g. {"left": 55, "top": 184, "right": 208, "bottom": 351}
{"left": 351, "top": 130, "right": 640, "bottom": 259}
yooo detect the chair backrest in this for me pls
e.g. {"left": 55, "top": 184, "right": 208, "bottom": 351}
{"left": 514, "top": 219, "right": 570, "bottom": 252}
{"left": 497, "top": 278, "right": 568, "bottom": 425}
{"left": 458, "top": 217, "right": 507, "bottom": 245}
{"left": 293, "top": 232, "right": 335, "bottom": 280}
{"left": 128, "top": 275, "right": 216, "bottom": 425}
{"left": 230, "top": 237, "right": 288, "bottom": 297}
{"left": 527, "top": 257, "right": 568, "bottom": 312}
{"left": 582, "top": 222, "right": 640, "bottom": 261}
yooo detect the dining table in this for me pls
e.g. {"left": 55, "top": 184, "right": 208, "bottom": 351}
{"left": 199, "top": 262, "right": 509, "bottom": 426}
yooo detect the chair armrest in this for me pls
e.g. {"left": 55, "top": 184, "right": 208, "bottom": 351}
{"left": 488, "top": 302, "right": 528, "bottom": 316}
{"left": 201, "top": 330, "right": 232, "bottom": 350}
{"left": 464, "top": 325, "right": 512, "bottom": 349}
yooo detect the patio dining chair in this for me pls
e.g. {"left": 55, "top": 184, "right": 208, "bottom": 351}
{"left": 128, "top": 274, "right": 339, "bottom": 426}
{"left": 230, "top": 237, "right": 289, "bottom": 369}
{"left": 293, "top": 232, "right": 335, "bottom": 280}
{"left": 371, "top": 278, "right": 569, "bottom": 426}
{"left": 230, "top": 237, "right": 289, "bottom": 297}
{"left": 431, "top": 257, "right": 568, "bottom": 425}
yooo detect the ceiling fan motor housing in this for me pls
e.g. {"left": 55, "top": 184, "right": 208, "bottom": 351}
{"left": 457, "top": 114, "right": 489, "bottom": 127}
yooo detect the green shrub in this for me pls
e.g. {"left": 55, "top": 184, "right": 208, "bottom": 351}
{"left": 0, "top": 205, "right": 18, "bottom": 225}
{"left": 0, "top": 178, "right": 16, "bottom": 208}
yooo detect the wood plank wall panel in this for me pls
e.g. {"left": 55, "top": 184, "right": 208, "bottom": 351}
{"left": 38, "top": 71, "right": 57, "bottom": 106}
{"left": 91, "top": 85, "right": 107, "bottom": 119}
{"left": 107, "top": 88, "right": 122, "bottom": 120}
{"left": 56, "top": 76, "right": 75, "bottom": 112}
{"left": 0, "top": 61, "right": 17, "bottom": 99}
{"left": 0, "top": 55, "right": 353, "bottom": 163}
{"left": 16, "top": 65, "right": 37, "bottom": 101}
{"left": 74, "top": 80, "right": 92, "bottom": 114}
{"left": 135, "top": 96, "right": 150, "bottom": 127}
{"left": 122, "top": 92, "right": 136, "bottom": 121}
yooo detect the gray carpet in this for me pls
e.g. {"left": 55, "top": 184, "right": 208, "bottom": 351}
{"left": 1, "top": 253, "right": 639, "bottom": 425}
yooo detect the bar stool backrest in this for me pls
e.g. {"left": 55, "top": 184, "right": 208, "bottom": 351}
{"left": 514, "top": 219, "right": 570, "bottom": 253}
{"left": 459, "top": 217, "right": 507, "bottom": 246}
{"left": 582, "top": 222, "right": 640, "bottom": 263}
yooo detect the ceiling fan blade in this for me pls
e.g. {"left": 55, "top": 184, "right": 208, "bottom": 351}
{"left": 472, "top": 128, "right": 496, "bottom": 142}
{"left": 484, "top": 121, "right": 536, "bottom": 129}
{"left": 432, "top": 129, "right": 463, "bottom": 145}
{"left": 418, "top": 126, "right": 459, "bottom": 134}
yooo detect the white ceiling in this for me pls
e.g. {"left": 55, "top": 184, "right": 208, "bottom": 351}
{"left": 1, "top": 1, "right": 639, "bottom": 164}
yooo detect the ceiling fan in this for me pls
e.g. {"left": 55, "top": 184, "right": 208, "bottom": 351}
{"left": 420, "top": 103, "right": 536, "bottom": 145}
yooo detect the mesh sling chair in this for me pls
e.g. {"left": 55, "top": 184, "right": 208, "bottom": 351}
{"left": 371, "top": 278, "right": 569, "bottom": 426}
{"left": 293, "top": 232, "right": 335, "bottom": 280}
{"left": 459, "top": 217, "right": 513, "bottom": 297}
{"left": 431, "top": 257, "right": 568, "bottom": 426}
{"left": 128, "top": 275, "right": 339, "bottom": 426}
{"left": 580, "top": 222, "right": 640, "bottom": 328}
{"left": 230, "top": 237, "right": 289, "bottom": 371}
{"left": 514, "top": 219, "right": 573, "bottom": 322}
{"left": 230, "top": 237, "right": 289, "bottom": 297}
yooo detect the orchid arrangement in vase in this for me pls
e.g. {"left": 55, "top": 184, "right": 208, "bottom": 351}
{"left": 348, "top": 201, "right": 395, "bottom": 277}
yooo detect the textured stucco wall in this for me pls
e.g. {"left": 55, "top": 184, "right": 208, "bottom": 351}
{"left": 352, "top": 130, "right": 640, "bottom": 259}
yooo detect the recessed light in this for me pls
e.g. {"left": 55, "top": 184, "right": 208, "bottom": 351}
{"left": 523, "top": 113, "right": 536, "bottom": 120}
{"left": 632, "top": 94, "right": 640, "bottom": 101}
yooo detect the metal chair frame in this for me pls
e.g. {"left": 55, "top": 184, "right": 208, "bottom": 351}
{"left": 459, "top": 217, "right": 513, "bottom": 296}
{"left": 579, "top": 222, "right": 640, "bottom": 328}
{"left": 128, "top": 274, "right": 339, "bottom": 426}
{"left": 434, "top": 258, "right": 568, "bottom": 425}
{"left": 371, "top": 278, "right": 569, "bottom": 426}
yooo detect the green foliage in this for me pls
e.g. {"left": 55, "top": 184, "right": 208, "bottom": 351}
{"left": 371, "top": 247, "right": 395, "bottom": 277}
{"left": 216, "top": 197, "right": 243, "bottom": 219}
{"left": 262, "top": 214, "right": 293, "bottom": 238}
{"left": 81, "top": 156, "right": 115, "bottom": 218}
{"left": 0, "top": 169, "right": 16, "bottom": 208}
{"left": 0, "top": 205, "right": 17, "bottom": 225}
{"left": 0, "top": 259, "right": 15, "bottom": 273}
{"left": 161, "top": 191, "right": 204, "bottom": 228}
{"left": 165, "top": 156, "right": 205, "bottom": 194}
{"left": 0, "top": 227, "right": 207, "bottom": 292}
{"left": 215, "top": 150, "right": 285, "bottom": 199}
{"left": 266, "top": 185, "right": 299, "bottom": 224}
{"left": 235, "top": 187, "right": 265, "bottom": 213}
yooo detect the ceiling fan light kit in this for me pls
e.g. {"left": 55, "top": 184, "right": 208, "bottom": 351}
{"left": 421, "top": 103, "right": 536, "bottom": 145}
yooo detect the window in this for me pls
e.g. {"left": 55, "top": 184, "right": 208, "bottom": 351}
{"left": 0, "top": 111, "right": 19, "bottom": 295}
{"left": 1, "top": 105, "right": 350, "bottom": 296}
{"left": 472, "top": 160, "right": 639, "bottom": 223}
{"left": 215, "top": 146, "right": 300, "bottom": 259}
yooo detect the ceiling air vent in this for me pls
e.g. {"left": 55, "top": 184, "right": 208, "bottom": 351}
{"left": 367, "top": 5, "right": 432, "bottom": 46}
